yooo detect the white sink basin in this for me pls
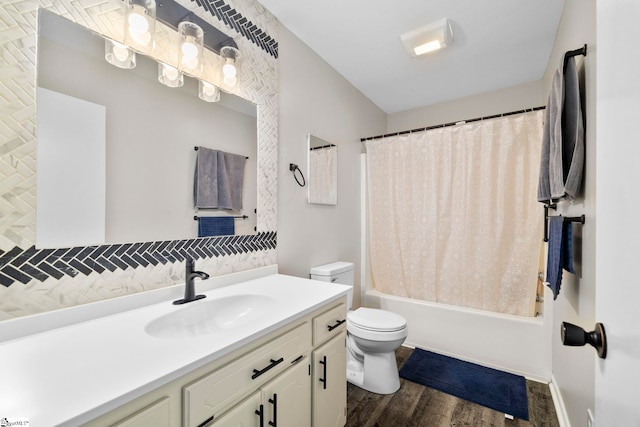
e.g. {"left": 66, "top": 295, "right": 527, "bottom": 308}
{"left": 145, "top": 294, "right": 278, "bottom": 339}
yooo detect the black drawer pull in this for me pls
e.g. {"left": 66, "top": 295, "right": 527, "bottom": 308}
{"left": 268, "top": 393, "right": 278, "bottom": 427}
{"left": 255, "top": 404, "right": 264, "bottom": 427}
{"left": 197, "top": 415, "right": 214, "bottom": 427}
{"left": 319, "top": 355, "right": 327, "bottom": 389}
{"left": 327, "top": 319, "right": 346, "bottom": 331}
{"left": 252, "top": 357, "right": 284, "bottom": 380}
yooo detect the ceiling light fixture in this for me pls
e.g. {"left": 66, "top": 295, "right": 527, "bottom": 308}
{"left": 198, "top": 80, "right": 221, "bottom": 102}
{"left": 400, "top": 18, "right": 453, "bottom": 57}
{"left": 104, "top": 39, "right": 136, "bottom": 69}
{"left": 178, "top": 21, "right": 204, "bottom": 75}
{"left": 220, "top": 46, "right": 240, "bottom": 89}
{"left": 158, "top": 62, "right": 184, "bottom": 87}
{"left": 124, "top": 0, "right": 156, "bottom": 48}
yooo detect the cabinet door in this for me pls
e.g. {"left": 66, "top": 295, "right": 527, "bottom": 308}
{"left": 212, "top": 391, "right": 261, "bottom": 427}
{"left": 312, "top": 332, "right": 346, "bottom": 427}
{"left": 112, "top": 397, "right": 171, "bottom": 427}
{"left": 261, "top": 358, "right": 311, "bottom": 427}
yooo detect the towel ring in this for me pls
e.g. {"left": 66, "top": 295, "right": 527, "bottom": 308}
{"left": 289, "top": 163, "right": 306, "bottom": 187}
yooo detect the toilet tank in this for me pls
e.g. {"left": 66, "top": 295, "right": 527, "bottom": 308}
{"left": 310, "top": 261, "right": 354, "bottom": 309}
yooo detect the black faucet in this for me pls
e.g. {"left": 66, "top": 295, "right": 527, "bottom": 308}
{"left": 173, "top": 258, "right": 210, "bottom": 305}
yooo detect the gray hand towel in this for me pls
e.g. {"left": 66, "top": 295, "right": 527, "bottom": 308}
{"left": 537, "top": 57, "right": 585, "bottom": 203}
{"left": 216, "top": 150, "right": 246, "bottom": 211}
{"left": 561, "top": 58, "right": 585, "bottom": 200}
{"left": 194, "top": 146, "right": 219, "bottom": 209}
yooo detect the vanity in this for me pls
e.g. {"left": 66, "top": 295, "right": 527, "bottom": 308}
{"left": 0, "top": 266, "right": 349, "bottom": 427}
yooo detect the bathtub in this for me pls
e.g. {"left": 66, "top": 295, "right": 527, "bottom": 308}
{"left": 363, "top": 287, "right": 553, "bottom": 382}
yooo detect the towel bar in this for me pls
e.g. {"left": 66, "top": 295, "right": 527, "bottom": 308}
{"left": 194, "top": 146, "right": 249, "bottom": 159}
{"left": 563, "top": 44, "right": 587, "bottom": 72}
{"left": 194, "top": 215, "right": 248, "bottom": 220}
{"left": 543, "top": 207, "right": 585, "bottom": 242}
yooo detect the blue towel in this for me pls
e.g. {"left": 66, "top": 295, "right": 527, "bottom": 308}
{"left": 197, "top": 216, "right": 235, "bottom": 237}
{"left": 546, "top": 217, "right": 575, "bottom": 299}
{"left": 562, "top": 222, "right": 575, "bottom": 274}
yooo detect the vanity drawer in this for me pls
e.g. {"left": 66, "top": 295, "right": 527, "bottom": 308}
{"left": 313, "top": 303, "right": 347, "bottom": 346}
{"left": 183, "top": 322, "right": 311, "bottom": 427}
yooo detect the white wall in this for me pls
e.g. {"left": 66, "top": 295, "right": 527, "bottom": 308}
{"left": 387, "top": 80, "right": 544, "bottom": 132}
{"left": 276, "top": 26, "right": 386, "bottom": 305}
{"left": 542, "top": 1, "right": 597, "bottom": 426}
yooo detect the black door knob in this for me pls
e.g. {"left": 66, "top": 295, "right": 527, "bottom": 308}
{"left": 561, "top": 322, "right": 607, "bottom": 359}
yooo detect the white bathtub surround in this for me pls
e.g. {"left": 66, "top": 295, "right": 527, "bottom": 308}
{"left": 365, "top": 286, "right": 554, "bottom": 382}
{"left": 364, "top": 110, "right": 544, "bottom": 317}
{"left": 0, "top": 269, "right": 349, "bottom": 426}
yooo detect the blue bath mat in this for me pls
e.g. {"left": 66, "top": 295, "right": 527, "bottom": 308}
{"left": 399, "top": 348, "right": 529, "bottom": 420}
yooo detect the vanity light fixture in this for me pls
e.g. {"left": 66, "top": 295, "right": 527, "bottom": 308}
{"left": 220, "top": 46, "right": 241, "bottom": 88}
{"left": 104, "top": 39, "right": 136, "bottom": 69}
{"left": 158, "top": 62, "right": 184, "bottom": 87}
{"left": 123, "top": 0, "right": 156, "bottom": 49}
{"left": 198, "top": 80, "right": 221, "bottom": 102}
{"left": 178, "top": 21, "right": 204, "bottom": 75}
{"left": 400, "top": 18, "right": 453, "bottom": 57}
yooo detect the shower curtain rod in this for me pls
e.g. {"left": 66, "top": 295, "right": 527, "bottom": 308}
{"left": 360, "top": 105, "right": 546, "bottom": 142}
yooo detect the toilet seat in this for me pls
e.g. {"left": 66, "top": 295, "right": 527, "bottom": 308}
{"left": 347, "top": 308, "right": 406, "bottom": 332}
{"left": 347, "top": 308, "right": 407, "bottom": 342}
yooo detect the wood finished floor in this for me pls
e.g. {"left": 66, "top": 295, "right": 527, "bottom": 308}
{"left": 346, "top": 347, "right": 560, "bottom": 427}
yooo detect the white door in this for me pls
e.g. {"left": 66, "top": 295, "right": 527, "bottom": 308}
{"left": 595, "top": 0, "right": 640, "bottom": 424}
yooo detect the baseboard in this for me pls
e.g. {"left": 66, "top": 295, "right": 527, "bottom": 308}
{"left": 549, "top": 374, "right": 571, "bottom": 427}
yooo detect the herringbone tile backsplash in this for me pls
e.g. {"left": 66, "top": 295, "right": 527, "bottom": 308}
{"left": 0, "top": 0, "right": 280, "bottom": 320}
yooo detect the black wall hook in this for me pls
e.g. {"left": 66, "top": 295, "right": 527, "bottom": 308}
{"left": 561, "top": 322, "right": 607, "bottom": 358}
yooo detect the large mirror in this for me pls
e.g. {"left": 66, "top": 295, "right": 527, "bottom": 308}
{"left": 36, "top": 10, "right": 257, "bottom": 248}
{"left": 307, "top": 134, "right": 338, "bottom": 205}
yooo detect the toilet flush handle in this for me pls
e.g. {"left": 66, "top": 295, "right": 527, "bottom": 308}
{"left": 331, "top": 278, "right": 337, "bottom": 282}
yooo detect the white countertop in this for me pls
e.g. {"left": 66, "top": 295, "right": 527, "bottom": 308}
{"left": 0, "top": 270, "right": 349, "bottom": 426}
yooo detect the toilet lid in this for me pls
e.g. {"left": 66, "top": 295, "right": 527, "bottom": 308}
{"left": 347, "top": 308, "right": 407, "bottom": 332}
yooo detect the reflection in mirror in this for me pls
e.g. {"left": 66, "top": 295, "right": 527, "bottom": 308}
{"left": 307, "top": 134, "right": 338, "bottom": 205}
{"left": 36, "top": 11, "right": 257, "bottom": 248}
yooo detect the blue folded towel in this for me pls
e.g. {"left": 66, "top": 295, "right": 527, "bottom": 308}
{"left": 546, "top": 216, "right": 575, "bottom": 299}
{"left": 197, "top": 216, "right": 235, "bottom": 237}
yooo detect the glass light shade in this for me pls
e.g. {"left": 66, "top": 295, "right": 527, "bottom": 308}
{"left": 124, "top": 0, "right": 156, "bottom": 48}
{"left": 220, "top": 46, "right": 241, "bottom": 89}
{"left": 158, "top": 62, "right": 184, "bottom": 88}
{"left": 199, "top": 81, "right": 221, "bottom": 102}
{"left": 178, "top": 21, "right": 204, "bottom": 75}
{"left": 105, "top": 39, "right": 136, "bottom": 69}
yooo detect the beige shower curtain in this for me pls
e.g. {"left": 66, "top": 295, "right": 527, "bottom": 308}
{"left": 365, "top": 111, "right": 543, "bottom": 316}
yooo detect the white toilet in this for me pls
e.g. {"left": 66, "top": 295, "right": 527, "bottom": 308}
{"left": 310, "top": 261, "right": 408, "bottom": 394}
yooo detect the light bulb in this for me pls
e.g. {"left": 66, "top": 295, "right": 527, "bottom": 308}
{"left": 199, "top": 80, "right": 220, "bottom": 102}
{"left": 413, "top": 40, "right": 442, "bottom": 56}
{"left": 181, "top": 40, "right": 199, "bottom": 70}
{"left": 202, "top": 82, "right": 215, "bottom": 96}
{"left": 224, "top": 75, "right": 237, "bottom": 88}
{"left": 182, "top": 40, "right": 198, "bottom": 59}
{"left": 223, "top": 62, "right": 237, "bottom": 78}
{"left": 163, "top": 65, "right": 179, "bottom": 81}
{"left": 128, "top": 6, "right": 149, "bottom": 34}
{"left": 112, "top": 42, "right": 130, "bottom": 62}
